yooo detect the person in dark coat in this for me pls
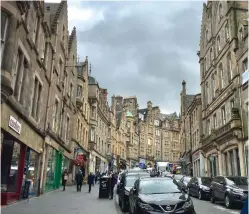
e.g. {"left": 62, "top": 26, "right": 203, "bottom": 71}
{"left": 61, "top": 169, "right": 68, "bottom": 191}
{"left": 109, "top": 173, "right": 115, "bottom": 199}
{"left": 87, "top": 173, "right": 94, "bottom": 193}
{"left": 75, "top": 170, "right": 83, "bottom": 192}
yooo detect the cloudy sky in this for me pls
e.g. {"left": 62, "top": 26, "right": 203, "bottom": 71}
{"left": 48, "top": 0, "right": 204, "bottom": 114}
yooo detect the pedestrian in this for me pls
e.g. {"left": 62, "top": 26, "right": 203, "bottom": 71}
{"left": 75, "top": 170, "right": 83, "bottom": 192}
{"left": 87, "top": 172, "right": 94, "bottom": 193}
{"left": 95, "top": 171, "right": 99, "bottom": 184}
{"left": 109, "top": 173, "right": 115, "bottom": 199}
{"left": 92, "top": 174, "right": 95, "bottom": 187}
{"left": 62, "top": 168, "right": 68, "bottom": 191}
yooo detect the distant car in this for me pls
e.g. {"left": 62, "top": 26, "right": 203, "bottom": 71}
{"left": 210, "top": 176, "right": 248, "bottom": 208}
{"left": 178, "top": 176, "right": 192, "bottom": 192}
{"left": 187, "top": 177, "right": 212, "bottom": 200}
{"left": 129, "top": 177, "right": 196, "bottom": 214}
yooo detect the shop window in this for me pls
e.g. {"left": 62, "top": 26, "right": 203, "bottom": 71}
{"left": 45, "top": 146, "right": 56, "bottom": 191}
{"left": 8, "top": 141, "right": 21, "bottom": 192}
{"left": 21, "top": 148, "right": 39, "bottom": 198}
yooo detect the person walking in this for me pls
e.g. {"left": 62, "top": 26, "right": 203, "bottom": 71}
{"left": 75, "top": 170, "right": 83, "bottom": 192}
{"left": 109, "top": 173, "right": 115, "bottom": 199}
{"left": 62, "top": 169, "right": 68, "bottom": 191}
{"left": 87, "top": 172, "right": 94, "bottom": 193}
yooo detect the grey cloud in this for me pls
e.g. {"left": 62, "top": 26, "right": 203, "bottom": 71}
{"left": 74, "top": 1, "right": 203, "bottom": 113}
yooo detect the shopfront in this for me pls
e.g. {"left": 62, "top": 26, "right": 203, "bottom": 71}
{"left": 20, "top": 148, "right": 40, "bottom": 199}
{"left": 1, "top": 130, "right": 26, "bottom": 205}
{"left": 45, "top": 145, "right": 63, "bottom": 192}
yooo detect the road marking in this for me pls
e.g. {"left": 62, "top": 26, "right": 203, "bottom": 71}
{"left": 214, "top": 205, "right": 240, "bottom": 214}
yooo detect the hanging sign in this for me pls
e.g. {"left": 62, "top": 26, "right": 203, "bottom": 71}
{"left": 9, "top": 115, "right": 21, "bottom": 134}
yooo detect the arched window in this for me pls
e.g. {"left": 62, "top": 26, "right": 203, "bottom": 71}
{"left": 219, "top": 63, "right": 224, "bottom": 89}
{"left": 239, "top": 27, "right": 244, "bottom": 41}
{"left": 227, "top": 53, "right": 232, "bottom": 81}
{"left": 225, "top": 22, "right": 229, "bottom": 40}
{"left": 218, "top": 3, "right": 223, "bottom": 20}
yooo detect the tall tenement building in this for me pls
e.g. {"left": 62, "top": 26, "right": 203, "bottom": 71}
{"left": 180, "top": 81, "right": 202, "bottom": 176}
{"left": 198, "top": 1, "right": 248, "bottom": 177}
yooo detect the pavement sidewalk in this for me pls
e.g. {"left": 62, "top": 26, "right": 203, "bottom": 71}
{"left": 1, "top": 184, "right": 118, "bottom": 214}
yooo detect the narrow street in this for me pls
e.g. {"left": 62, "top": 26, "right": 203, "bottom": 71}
{"left": 2, "top": 185, "right": 118, "bottom": 214}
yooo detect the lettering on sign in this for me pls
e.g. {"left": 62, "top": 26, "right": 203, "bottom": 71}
{"left": 9, "top": 115, "right": 21, "bottom": 134}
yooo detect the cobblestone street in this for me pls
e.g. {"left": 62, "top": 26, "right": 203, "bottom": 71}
{"left": 2, "top": 185, "right": 118, "bottom": 214}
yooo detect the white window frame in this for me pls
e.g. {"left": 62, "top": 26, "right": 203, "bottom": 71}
{"left": 52, "top": 98, "right": 60, "bottom": 133}
{"left": 220, "top": 65, "right": 224, "bottom": 89}
{"left": 31, "top": 74, "right": 43, "bottom": 121}
{"left": 217, "top": 36, "right": 221, "bottom": 52}
{"left": 228, "top": 54, "right": 232, "bottom": 80}
{"left": 225, "top": 22, "right": 229, "bottom": 41}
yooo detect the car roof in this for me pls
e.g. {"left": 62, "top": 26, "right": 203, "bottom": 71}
{"left": 140, "top": 177, "right": 172, "bottom": 181}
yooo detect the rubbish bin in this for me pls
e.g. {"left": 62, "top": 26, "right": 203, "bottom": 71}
{"left": 99, "top": 176, "right": 110, "bottom": 198}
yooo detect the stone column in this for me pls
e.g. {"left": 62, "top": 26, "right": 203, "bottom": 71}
{"left": 238, "top": 142, "right": 246, "bottom": 176}
{"left": 227, "top": 152, "right": 232, "bottom": 176}
{"left": 204, "top": 157, "right": 208, "bottom": 176}
{"left": 233, "top": 149, "right": 238, "bottom": 176}
{"left": 221, "top": 153, "right": 227, "bottom": 176}
{"left": 218, "top": 151, "right": 223, "bottom": 175}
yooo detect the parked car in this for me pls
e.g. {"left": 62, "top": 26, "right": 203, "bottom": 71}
{"left": 118, "top": 175, "right": 139, "bottom": 212}
{"left": 187, "top": 177, "right": 212, "bottom": 200}
{"left": 129, "top": 177, "right": 196, "bottom": 214}
{"left": 118, "top": 170, "right": 149, "bottom": 193}
{"left": 210, "top": 176, "right": 248, "bottom": 208}
{"left": 178, "top": 176, "right": 192, "bottom": 192}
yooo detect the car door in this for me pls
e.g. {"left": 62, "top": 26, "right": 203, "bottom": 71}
{"left": 188, "top": 178, "right": 194, "bottom": 195}
{"left": 179, "top": 177, "right": 184, "bottom": 190}
{"left": 119, "top": 176, "right": 126, "bottom": 201}
{"left": 215, "top": 176, "right": 225, "bottom": 200}
{"left": 211, "top": 177, "right": 219, "bottom": 198}
{"left": 130, "top": 180, "right": 138, "bottom": 212}
{"left": 218, "top": 177, "right": 226, "bottom": 200}
{"left": 193, "top": 178, "right": 200, "bottom": 196}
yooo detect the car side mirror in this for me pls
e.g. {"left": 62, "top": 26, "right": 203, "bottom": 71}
{"left": 133, "top": 188, "right": 137, "bottom": 194}
{"left": 219, "top": 181, "right": 225, "bottom": 185}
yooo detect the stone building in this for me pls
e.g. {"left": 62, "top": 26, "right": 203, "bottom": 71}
{"left": 198, "top": 1, "right": 248, "bottom": 177}
{"left": 179, "top": 81, "right": 203, "bottom": 176}
{"left": 1, "top": 1, "right": 50, "bottom": 205}
{"left": 41, "top": 1, "right": 77, "bottom": 192}
{"left": 160, "top": 112, "right": 181, "bottom": 164}
{"left": 137, "top": 101, "right": 181, "bottom": 168}
{"left": 88, "top": 77, "right": 109, "bottom": 173}
{"left": 0, "top": 0, "right": 80, "bottom": 204}
{"left": 71, "top": 54, "right": 90, "bottom": 182}
{"left": 114, "top": 96, "right": 128, "bottom": 169}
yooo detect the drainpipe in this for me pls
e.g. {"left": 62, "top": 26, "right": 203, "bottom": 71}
{"left": 39, "top": 21, "right": 59, "bottom": 195}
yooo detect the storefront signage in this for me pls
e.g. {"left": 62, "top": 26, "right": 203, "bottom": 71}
{"left": 9, "top": 115, "right": 21, "bottom": 134}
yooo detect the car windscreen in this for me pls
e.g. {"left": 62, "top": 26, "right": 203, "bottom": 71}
{"left": 226, "top": 177, "right": 249, "bottom": 186}
{"left": 184, "top": 177, "right": 191, "bottom": 183}
{"left": 139, "top": 179, "right": 181, "bottom": 194}
{"left": 125, "top": 177, "right": 138, "bottom": 187}
{"left": 199, "top": 177, "right": 212, "bottom": 185}
{"left": 174, "top": 175, "right": 183, "bottom": 180}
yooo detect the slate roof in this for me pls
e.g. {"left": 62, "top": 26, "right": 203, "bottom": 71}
{"left": 88, "top": 76, "right": 98, "bottom": 85}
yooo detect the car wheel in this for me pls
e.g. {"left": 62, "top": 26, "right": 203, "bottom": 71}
{"left": 198, "top": 190, "right": 203, "bottom": 200}
{"left": 225, "top": 194, "right": 233, "bottom": 209}
{"left": 210, "top": 191, "right": 215, "bottom": 203}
